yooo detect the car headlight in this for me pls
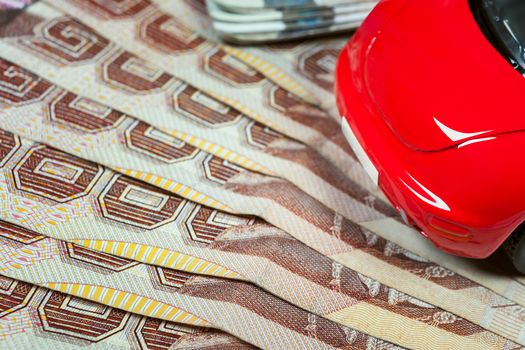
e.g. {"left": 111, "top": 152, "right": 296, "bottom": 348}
{"left": 427, "top": 216, "right": 471, "bottom": 241}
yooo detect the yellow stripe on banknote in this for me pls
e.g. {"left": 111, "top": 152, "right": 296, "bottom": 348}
{"left": 169, "top": 130, "right": 271, "bottom": 175}
{"left": 183, "top": 256, "right": 199, "bottom": 271}
{"left": 43, "top": 282, "right": 210, "bottom": 326}
{"left": 221, "top": 45, "right": 318, "bottom": 105}
{"left": 122, "top": 293, "right": 135, "bottom": 311}
{"left": 101, "top": 288, "right": 116, "bottom": 305}
{"left": 180, "top": 187, "right": 192, "bottom": 197}
{"left": 175, "top": 254, "right": 190, "bottom": 268}
{"left": 113, "top": 167, "right": 234, "bottom": 212}
{"left": 153, "top": 176, "right": 163, "bottom": 187}
{"left": 92, "top": 240, "right": 103, "bottom": 251}
{"left": 115, "top": 241, "right": 125, "bottom": 256}
{"left": 135, "top": 245, "right": 148, "bottom": 261}
{"left": 164, "top": 251, "right": 178, "bottom": 268}
{"left": 124, "top": 242, "right": 137, "bottom": 258}
{"left": 142, "top": 300, "right": 156, "bottom": 315}
{"left": 156, "top": 250, "right": 171, "bottom": 266}
{"left": 70, "top": 283, "right": 81, "bottom": 298}
{"left": 206, "top": 91, "right": 280, "bottom": 130}
{"left": 81, "top": 285, "right": 94, "bottom": 300}
{"left": 152, "top": 303, "right": 170, "bottom": 319}
{"left": 72, "top": 240, "right": 241, "bottom": 279}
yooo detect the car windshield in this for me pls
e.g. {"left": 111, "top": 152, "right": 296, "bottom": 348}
{"left": 473, "top": 0, "right": 525, "bottom": 73}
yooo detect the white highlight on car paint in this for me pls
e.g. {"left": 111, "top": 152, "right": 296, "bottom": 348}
{"left": 433, "top": 117, "right": 491, "bottom": 142}
{"left": 341, "top": 117, "right": 379, "bottom": 185}
{"left": 400, "top": 172, "right": 450, "bottom": 211}
{"left": 457, "top": 137, "right": 496, "bottom": 148}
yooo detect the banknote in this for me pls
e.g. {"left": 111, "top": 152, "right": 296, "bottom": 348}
{"left": 213, "top": 0, "right": 377, "bottom": 11}
{"left": 226, "top": 39, "right": 346, "bottom": 121}
{"left": 41, "top": 0, "right": 370, "bottom": 187}
{"left": 0, "top": 279, "right": 254, "bottom": 350}
{"left": 207, "top": 0, "right": 372, "bottom": 36}
{"left": 163, "top": 0, "right": 348, "bottom": 121}
{"left": 0, "top": 0, "right": 33, "bottom": 10}
{"left": 0, "top": 235, "right": 405, "bottom": 350}
{"left": 0, "top": 18, "right": 520, "bottom": 320}
{"left": 3, "top": 0, "right": 524, "bottom": 344}
{"left": 207, "top": 0, "right": 375, "bottom": 23}
{"left": 2, "top": 83, "right": 525, "bottom": 347}
{"left": 1, "top": 131, "right": 519, "bottom": 348}
{"left": 215, "top": 20, "right": 363, "bottom": 44}
{"left": 0, "top": 6, "right": 386, "bottom": 219}
{"left": 150, "top": 0, "right": 525, "bottom": 303}
{"left": 0, "top": 0, "right": 520, "bottom": 306}
{"left": 138, "top": 0, "right": 350, "bottom": 126}
{"left": 223, "top": 39, "right": 346, "bottom": 120}
{"left": 211, "top": 11, "right": 369, "bottom": 35}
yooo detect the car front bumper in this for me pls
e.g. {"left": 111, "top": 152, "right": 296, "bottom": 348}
{"left": 335, "top": 39, "right": 515, "bottom": 259}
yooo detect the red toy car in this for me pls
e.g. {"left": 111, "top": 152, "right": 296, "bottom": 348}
{"left": 335, "top": 0, "right": 525, "bottom": 272}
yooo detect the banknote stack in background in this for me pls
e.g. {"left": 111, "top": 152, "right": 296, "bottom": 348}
{"left": 206, "top": 0, "right": 378, "bottom": 43}
{"left": 0, "top": 0, "right": 33, "bottom": 24}
{"left": 0, "top": 0, "right": 33, "bottom": 10}
{"left": 1, "top": 1, "right": 525, "bottom": 349}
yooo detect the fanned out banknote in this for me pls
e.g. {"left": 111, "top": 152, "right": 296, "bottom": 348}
{"left": 155, "top": 0, "right": 525, "bottom": 305}
{"left": 160, "top": 0, "right": 352, "bottom": 121}
{"left": 3, "top": 0, "right": 524, "bottom": 344}
{"left": 1, "top": 51, "right": 525, "bottom": 347}
{"left": 1, "top": 234, "right": 406, "bottom": 350}
{"left": 0, "top": 278, "right": 255, "bottom": 350}
{"left": 40, "top": 0, "right": 525, "bottom": 296}
{"left": 1, "top": 1, "right": 525, "bottom": 349}
{"left": 0, "top": 2, "right": 388, "bottom": 219}
{"left": 157, "top": 0, "right": 525, "bottom": 306}
{"left": 205, "top": 0, "right": 376, "bottom": 43}
{"left": 0, "top": 127, "right": 519, "bottom": 348}
{"left": 40, "top": 0, "right": 368, "bottom": 188}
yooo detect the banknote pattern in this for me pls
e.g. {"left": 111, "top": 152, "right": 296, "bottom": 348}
{"left": 40, "top": 0, "right": 374, "bottom": 190}
{"left": 223, "top": 38, "right": 346, "bottom": 120}
{"left": 0, "top": 131, "right": 514, "bottom": 348}
{"left": 0, "top": 233, "right": 404, "bottom": 350}
{"left": 162, "top": 0, "right": 356, "bottom": 128}
{"left": 159, "top": 0, "right": 348, "bottom": 121}
{"left": 0, "top": 53, "right": 388, "bottom": 220}
{"left": 0, "top": 278, "right": 255, "bottom": 350}
{"left": 167, "top": 0, "right": 336, "bottom": 109}
{"left": 157, "top": 0, "right": 525, "bottom": 310}
{"left": 1, "top": 78, "right": 525, "bottom": 346}
{"left": 0, "top": 0, "right": 520, "bottom": 340}
{"left": 0, "top": 1, "right": 524, "bottom": 349}
{"left": 0, "top": 4, "right": 383, "bottom": 221}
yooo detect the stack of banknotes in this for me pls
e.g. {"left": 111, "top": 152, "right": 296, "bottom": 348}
{"left": 0, "top": 0, "right": 33, "bottom": 24}
{"left": 0, "top": 0, "right": 33, "bottom": 9}
{"left": 0, "top": 1, "right": 525, "bottom": 349}
{"left": 206, "top": 0, "right": 378, "bottom": 43}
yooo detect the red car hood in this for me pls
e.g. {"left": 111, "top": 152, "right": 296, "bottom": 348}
{"left": 364, "top": 0, "right": 525, "bottom": 151}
